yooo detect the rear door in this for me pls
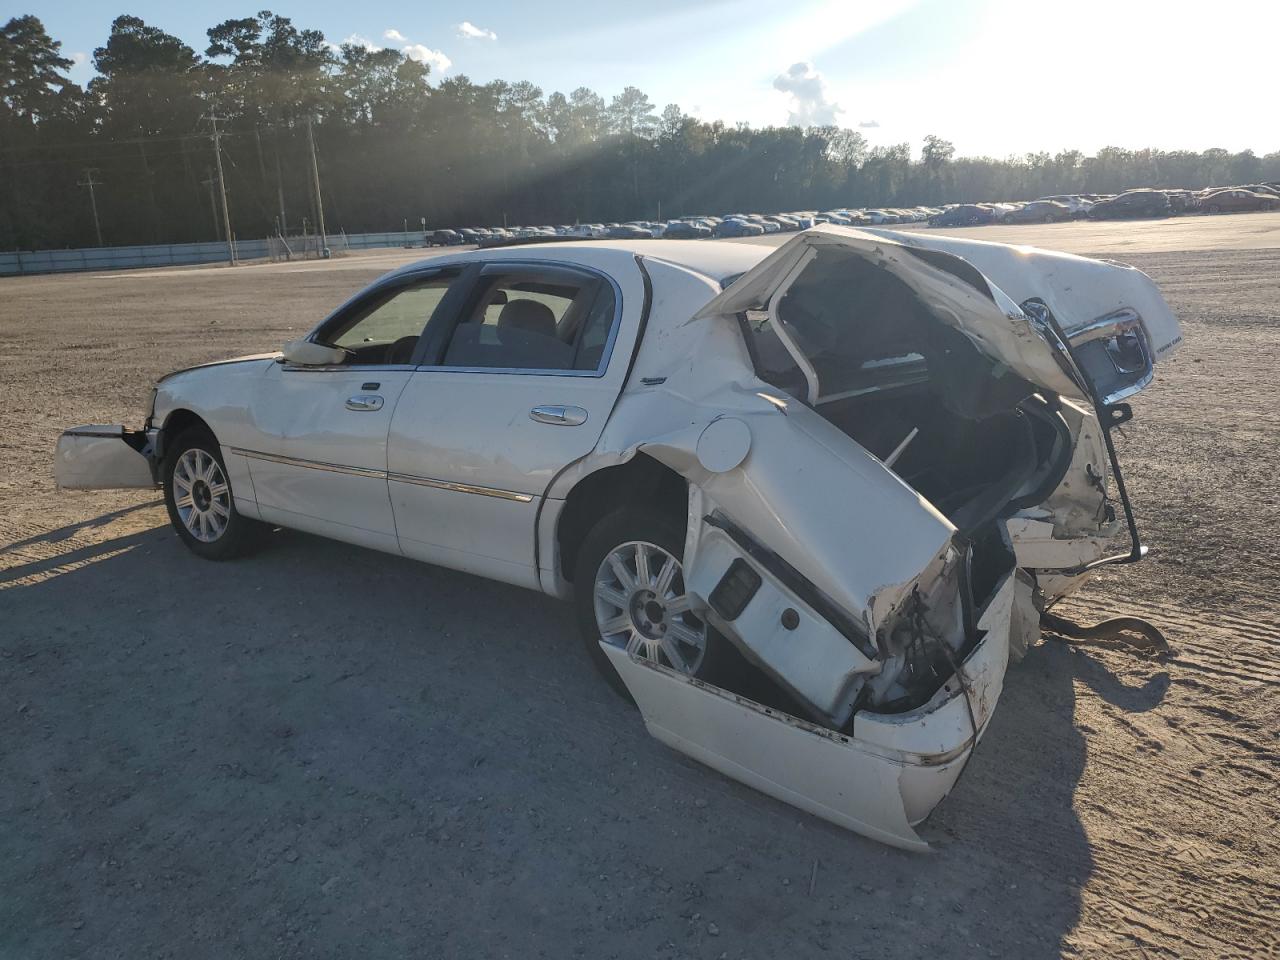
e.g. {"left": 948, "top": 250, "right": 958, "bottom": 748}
{"left": 387, "top": 258, "right": 638, "bottom": 588}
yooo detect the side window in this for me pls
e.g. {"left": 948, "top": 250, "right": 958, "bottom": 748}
{"left": 320, "top": 272, "right": 457, "bottom": 366}
{"left": 739, "top": 309, "right": 807, "bottom": 399}
{"left": 439, "top": 267, "right": 617, "bottom": 373}
{"left": 572, "top": 282, "right": 619, "bottom": 371}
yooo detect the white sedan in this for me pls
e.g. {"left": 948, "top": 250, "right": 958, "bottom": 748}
{"left": 56, "top": 226, "right": 1181, "bottom": 849}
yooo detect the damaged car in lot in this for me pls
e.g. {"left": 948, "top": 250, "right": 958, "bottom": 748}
{"left": 55, "top": 225, "right": 1181, "bottom": 850}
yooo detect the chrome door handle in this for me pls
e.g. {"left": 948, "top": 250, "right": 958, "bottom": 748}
{"left": 530, "top": 404, "right": 588, "bottom": 426}
{"left": 346, "top": 394, "right": 384, "bottom": 411}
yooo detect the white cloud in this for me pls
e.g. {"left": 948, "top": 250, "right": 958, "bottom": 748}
{"left": 456, "top": 21, "right": 497, "bottom": 41}
{"left": 403, "top": 44, "right": 452, "bottom": 73}
{"left": 384, "top": 28, "right": 406, "bottom": 43}
{"left": 858, "top": 120, "right": 880, "bottom": 129}
{"left": 772, "top": 62, "right": 843, "bottom": 127}
{"left": 342, "top": 33, "right": 381, "bottom": 51}
{"left": 70, "top": 51, "right": 87, "bottom": 64}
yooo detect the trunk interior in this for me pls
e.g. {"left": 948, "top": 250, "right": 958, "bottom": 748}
{"left": 737, "top": 248, "right": 1080, "bottom": 709}
{"left": 817, "top": 387, "right": 1072, "bottom": 538}
{"left": 746, "top": 246, "right": 1075, "bottom": 544}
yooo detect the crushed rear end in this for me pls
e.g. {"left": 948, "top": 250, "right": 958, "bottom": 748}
{"left": 599, "top": 226, "right": 1179, "bottom": 848}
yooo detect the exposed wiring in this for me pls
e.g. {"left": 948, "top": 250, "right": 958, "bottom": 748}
{"left": 909, "top": 586, "right": 979, "bottom": 750}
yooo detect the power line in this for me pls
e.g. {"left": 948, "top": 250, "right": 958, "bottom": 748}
{"left": 0, "top": 130, "right": 211, "bottom": 157}
{"left": 76, "top": 168, "right": 104, "bottom": 247}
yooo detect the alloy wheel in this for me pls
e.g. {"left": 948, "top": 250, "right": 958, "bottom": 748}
{"left": 593, "top": 540, "right": 707, "bottom": 675}
{"left": 173, "top": 448, "right": 231, "bottom": 543}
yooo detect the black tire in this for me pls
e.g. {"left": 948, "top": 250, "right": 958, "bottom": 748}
{"left": 573, "top": 506, "right": 743, "bottom": 703}
{"left": 163, "top": 427, "right": 261, "bottom": 561}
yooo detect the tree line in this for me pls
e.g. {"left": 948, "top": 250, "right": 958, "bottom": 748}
{"left": 3, "top": 12, "right": 1279, "bottom": 251}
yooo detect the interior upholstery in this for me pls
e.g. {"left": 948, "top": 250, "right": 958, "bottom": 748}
{"left": 497, "top": 299, "right": 557, "bottom": 339}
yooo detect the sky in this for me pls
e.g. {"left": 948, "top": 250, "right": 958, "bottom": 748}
{"left": 32, "top": 0, "right": 1277, "bottom": 158}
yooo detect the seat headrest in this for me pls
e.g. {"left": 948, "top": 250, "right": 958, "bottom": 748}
{"left": 497, "top": 299, "right": 556, "bottom": 339}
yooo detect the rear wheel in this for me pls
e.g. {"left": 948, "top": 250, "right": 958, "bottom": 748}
{"left": 163, "top": 428, "right": 260, "bottom": 560}
{"left": 574, "top": 506, "right": 740, "bottom": 701}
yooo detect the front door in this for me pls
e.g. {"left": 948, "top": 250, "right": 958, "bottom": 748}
{"left": 387, "top": 260, "right": 634, "bottom": 588}
{"left": 245, "top": 269, "right": 459, "bottom": 553}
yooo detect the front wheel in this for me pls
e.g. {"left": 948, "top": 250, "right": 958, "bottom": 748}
{"left": 163, "top": 428, "right": 260, "bottom": 560}
{"left": 574, "top": 507, "right": 741, "bottom": 702}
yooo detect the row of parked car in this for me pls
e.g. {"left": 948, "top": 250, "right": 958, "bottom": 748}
{"left": 419, "top": 181, "right": 1280, "bottom": 246}
{"left": 928, "top": 183, "right": 1280, "bottom": 226}
{"left": 423, "top": 214, "right": 821, "bottom": 246}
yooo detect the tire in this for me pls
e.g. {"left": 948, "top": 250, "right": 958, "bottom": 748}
{"left": 163, "top": 427, "right": 260, "bottom": 561}
{"left": 574, "top": 506, "right": 742, "bottom": 702}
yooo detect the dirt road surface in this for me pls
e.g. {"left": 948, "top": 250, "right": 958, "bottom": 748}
{"left": 3, "top": 213, "right": 1278, "bottom": 959}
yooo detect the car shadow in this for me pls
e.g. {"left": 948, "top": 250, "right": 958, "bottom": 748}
{"left": 1047, "top": 641, "right": 1171, "bottom": 713}
{"left": 2, "top": 517, "right": 1098, "bottom": 959}
{"left": 0, "top": 500, "right": 160, "bottom": 557}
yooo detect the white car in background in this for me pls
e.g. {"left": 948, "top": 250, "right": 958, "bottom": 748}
{"left": 55, "top": 226, "right": 1180, "bottom": 849}
{"left": 1037, "top": 195, "right": 1094, "bottom": 217}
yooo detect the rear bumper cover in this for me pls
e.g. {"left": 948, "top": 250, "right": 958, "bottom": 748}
{"left": 604, "top": 570, "right": 1017, "bottom": 851}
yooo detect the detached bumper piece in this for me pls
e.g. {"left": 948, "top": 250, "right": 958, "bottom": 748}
{"left": 55, "top": 424, "right": 157, "bottom": 490}
{"left": 604, "top": 572, "right": 1018, "bottom": 851}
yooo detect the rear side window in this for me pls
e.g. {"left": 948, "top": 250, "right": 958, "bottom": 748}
{"left": 739, "top": 309, "right": 807, "bottom": 399}
{"left": 438, "top": 267, "right": 617, "bottom": 373}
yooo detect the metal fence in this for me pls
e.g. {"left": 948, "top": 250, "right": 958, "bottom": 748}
{"left": 0, "top": 230, "right": 427, "bottom": 277}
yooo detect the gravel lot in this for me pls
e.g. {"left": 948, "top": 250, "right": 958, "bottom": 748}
{"left": 3, "top": 214, "right": 1278, "bottom": 959}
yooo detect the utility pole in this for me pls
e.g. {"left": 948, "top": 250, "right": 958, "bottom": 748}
{"left": 205, "top": 112, "right": 237, "bottom": 265}
{"left": 305, "top": 116, "right": 329, "bottom": 258}
{"left": 77, "top": 169, "right": 104, "bottom": 246}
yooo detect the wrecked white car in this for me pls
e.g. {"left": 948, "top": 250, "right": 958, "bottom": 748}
{"left": 56, "top": 225, "right": 1180, "bottom": 849}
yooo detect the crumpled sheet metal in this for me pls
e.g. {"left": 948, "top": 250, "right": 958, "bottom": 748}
{"left": 603, "top": 572, "right": 1018, "bottom": 850}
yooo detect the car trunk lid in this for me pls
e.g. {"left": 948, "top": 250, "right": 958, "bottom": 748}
{"left": 694, "top": 225, "right": 1179, "bottom": 406}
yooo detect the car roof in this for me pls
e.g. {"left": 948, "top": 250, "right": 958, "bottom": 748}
{"left": 391, "top": 239, "right": 770, "bottom": 285}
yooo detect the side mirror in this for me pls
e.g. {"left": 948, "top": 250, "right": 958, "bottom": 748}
{"left": 281, "top": 339, "right": 348, "bottom": 366}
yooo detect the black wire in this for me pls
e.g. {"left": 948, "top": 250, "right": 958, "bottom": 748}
{"left": 910, "top": 586, "right": 980, "bottom": 750}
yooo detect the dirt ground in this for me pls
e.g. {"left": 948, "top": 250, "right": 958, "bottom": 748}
{"left": 2, "top": 214, "right": 1277, "bottom": 959}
